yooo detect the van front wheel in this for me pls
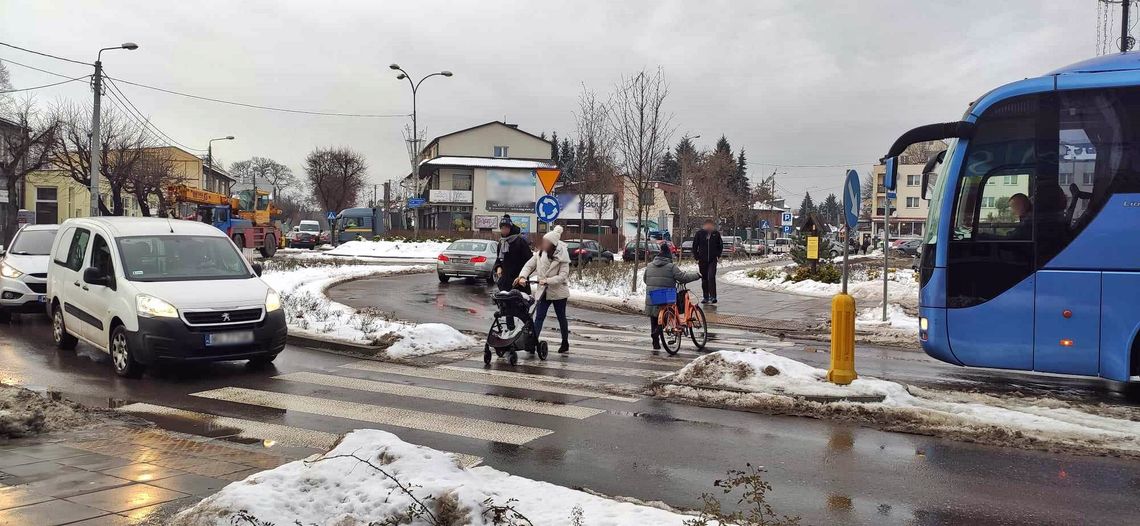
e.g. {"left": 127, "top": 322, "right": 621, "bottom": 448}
{"left": 52, "top": 306, "right": 78, "bottom": 350}
{"left": 110, "top": 325, "right": 144, "bottom": 378}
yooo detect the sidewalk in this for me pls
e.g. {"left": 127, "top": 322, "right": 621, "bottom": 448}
{"left": 0, "top": 423, "right": 310, "bottom": 525}
{"left": 697, "top": 273, "right": 832, "bottom": 334}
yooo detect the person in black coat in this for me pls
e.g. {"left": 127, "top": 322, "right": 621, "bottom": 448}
{"left": 692, "top": 219, "right": 723, "bottom": 304}
{"left": 494, "top": 214, "right": 532, "bottom": 292}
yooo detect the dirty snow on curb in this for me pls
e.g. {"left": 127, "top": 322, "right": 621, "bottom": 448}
{"left": 856, "top": 303, "right": 919, "bottom": 334}
{"left": 172, "top": 429, "right": 692, "bottom": 526}
{"left": 568, "top": 258, "right": 773, "bottom": 309}
{"left": 668, "top": 350, "right": 1140, "bottom": 456}
{"left": 262, "top": 263, "right": 473, "bottom": 358}
{"left": 724, "top": 267, "right": 919, "bottom": 309}
{"left": 325, "top": 240, "right": 450, "bottom": 261}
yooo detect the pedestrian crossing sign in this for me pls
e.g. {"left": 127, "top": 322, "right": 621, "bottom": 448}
{"left": 536, "top": 168, "right": 561, "bottom": 195}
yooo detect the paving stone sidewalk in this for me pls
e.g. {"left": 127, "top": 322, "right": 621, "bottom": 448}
{"left": 0, "top": 424, "right": 314, "bottom": 526}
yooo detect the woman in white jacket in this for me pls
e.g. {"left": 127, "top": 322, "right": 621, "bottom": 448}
{"left": 515, "top": 226, "right": 571, "bottom": 353}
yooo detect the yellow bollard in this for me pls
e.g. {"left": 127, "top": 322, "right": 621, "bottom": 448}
{"left": 827, "top": 293, "right": 857, "bottom": 385}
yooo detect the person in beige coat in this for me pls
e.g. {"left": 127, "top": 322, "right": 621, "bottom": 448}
{"left": 515, "top": 225, "right": 571, "bottom": 353}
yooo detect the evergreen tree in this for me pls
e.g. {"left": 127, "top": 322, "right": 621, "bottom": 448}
{"left": 715, "top": 135, "right": 732, "bottom": 157}
{"left": 550, "top": 131, "right": 560, "bottom": 166}
{"left": 736, "top": 149, "right": 747, "bottom": 181}
{"left": 796, "top": 192, "right": 816, "bottom": 227}
{"left": 821, "top": 193, "right": 841, "bottom": 226}
{"left": 656, "top": 150, "right": 680, "bottom": 184}
{"left": 559, "top": 137, "right": 576, "bottom": 182}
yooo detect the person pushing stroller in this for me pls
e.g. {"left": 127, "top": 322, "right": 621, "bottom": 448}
{"left": 644, "top": 241, "right": 701, "bottom": 351}
{"left": 515, "top": 226, "right": 571, "bottom": 354}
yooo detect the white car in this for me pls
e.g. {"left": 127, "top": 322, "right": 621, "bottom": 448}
{"left": 47, "top": 217, "right": 287, "bottom": 377}
{"left": 0, "top": 224, "right": 58, "bottom": 321}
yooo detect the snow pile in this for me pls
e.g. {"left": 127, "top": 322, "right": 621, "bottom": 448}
{"left": 725, "top": 267, "right": 920, "bottom": 310}
{"left": 856, "top": 303, "right": 919, "bottom": 334}
{"left": 172, "top": 429, "right": 692, "bottom": 526}
{"left": 0, "top": 385, "right": 96, "bottom": 438}
{"left": 664, "top": 350, "right": 1140, "bottom": 458}
{"left": 262, "top": 263, "right": 473, "bottom": 358}
{"left": 325, "top": 240, "right": 450, "bottom": 261}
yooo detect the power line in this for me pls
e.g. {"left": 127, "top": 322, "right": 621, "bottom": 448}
{"left": 105, "top": 75, "right": 410, "bottom": 118}
{"left": 0, "top": 75, "right": 89, "bottom": 93}
{"left": 0, "top": 56, "right": 83, "bottom": 79}
{"left": 103, "top": 76, "right": 204, "bottom": 152}
{"left": 0, "top": 42, "right": 91, "bottom": 66}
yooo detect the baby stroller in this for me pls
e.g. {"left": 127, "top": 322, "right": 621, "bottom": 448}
{"left": 485, "top": 283, "right": 549, "bottom": 365}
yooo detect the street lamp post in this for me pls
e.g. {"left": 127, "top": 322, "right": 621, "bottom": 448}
{"left": 89, "top": 42, "right": 138, "bottom": 217}
{"left": 389, "top": 64, "right": 452, "bottom": 239}
{"left": 206, "top": 136, "right": 235, "bottom": 192}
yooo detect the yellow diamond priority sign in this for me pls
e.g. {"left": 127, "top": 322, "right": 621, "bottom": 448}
{"left": 536, "top": 168, "right": 561, "bottom": 195}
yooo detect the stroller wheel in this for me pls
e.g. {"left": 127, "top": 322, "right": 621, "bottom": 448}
{"left": 509, "top": 351, "right": 518, "bottom": 366}
{"left": 496, "top": 349, "right": 505, "bottom": 357}
{"left": 537, "top": 341, "right": 549, "bottom": 361}
{"left": 483, "top": 349, "right": 492, "bottom": 365}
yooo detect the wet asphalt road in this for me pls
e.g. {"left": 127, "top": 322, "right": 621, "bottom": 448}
{"left": 0, "top": 273, "right": 1139, "bottom": 525}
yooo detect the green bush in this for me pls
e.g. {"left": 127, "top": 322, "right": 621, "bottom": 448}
{"left": 747, "top": 267, "right": 782, "bottom": 281}
{"left": 786, "top": 263, "right": 840, "bottom": 284}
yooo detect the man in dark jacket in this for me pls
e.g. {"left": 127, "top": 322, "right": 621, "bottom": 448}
{"left": 692, "top": 219, "right": 723, "bottom": 304}
{"left": 494, "top": 214, "right": 532, "bottom": 292}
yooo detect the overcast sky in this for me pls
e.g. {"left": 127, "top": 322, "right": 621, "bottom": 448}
{"left": 1, "top": 0, "right": 1102, "bottom": 206}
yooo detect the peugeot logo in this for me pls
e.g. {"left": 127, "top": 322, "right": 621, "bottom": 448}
{"left": 221, "top": 312, "right": 231, "bottom": 322}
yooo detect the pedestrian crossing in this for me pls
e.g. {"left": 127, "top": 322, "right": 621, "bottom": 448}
{"left": 115, "top": 330, "right": 740, "bottom": 462}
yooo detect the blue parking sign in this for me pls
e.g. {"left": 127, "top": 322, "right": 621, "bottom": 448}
{"left": 782, "top": 225, "right": 793, "bottom": 234}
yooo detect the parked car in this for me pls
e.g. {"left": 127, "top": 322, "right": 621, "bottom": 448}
{"left": 770, "top": 237, "right": 793, "bottom": 254}
{"left": 742, "top": 239, "right": 767, "bottom": 256}
{"left": 437, "top": 239, "right": 498, "bottom": 284}
{"left": 47, "top": 217, "right": 287, "bottom": 377}
{"left": 0, "top": 224, "right": 58, "bottom": 321}
{"left": 288, "top": 220, "right": 322, "bottom": 249}
{"left": 565, "top": 239, "right": 613, "bottom": 265}
{"left": 828, "top": 237, "right": 861, "bottom": 258}
{"left": 895, "top": 238, "right": 923, "bottom": 257}
{"left": 721, "top": 236, "right": 745, "bottom": 258}
{"left": 622, "top": 241, "right": 661, "bottom": 262}
{"left": 680, "top": 239, "right": 694, "bottom": 258}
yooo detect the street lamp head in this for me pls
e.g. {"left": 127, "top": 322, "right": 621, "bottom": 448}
{"left": 389, "top": 63, "right": 401, "bottom": 70}
{"left": 224, "top": 135, "right": 234, "bottom": 140}
{"left": 440, "top": 71, "right": 453, "bottom": 77}
{"left": 121, "top": 42, "right": 139, "bottom": 50}
{"left": 396, "top": 73, "right": 407, "bottom": 80}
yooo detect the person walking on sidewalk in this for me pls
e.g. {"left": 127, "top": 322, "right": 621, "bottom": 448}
{"left": 692, "top": 219, "right": 723, "bottom": 304}
{"left": 644, "top": 242, "right": 701, "bottom": 350}
{"left": 516, "top": 226, "right": 572, "bottom": 353}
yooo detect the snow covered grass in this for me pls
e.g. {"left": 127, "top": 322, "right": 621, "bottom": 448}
{"left": 171, "top": 429, "right": 695, "bottom": 526}
{"left": 0, "top": 385, "right": 96, "bottom": 438}
{"left": 725, "top": 265, "right": 919, "bottom": 310}
{"left": 662, "top": 349, "right": 1140, "bottom": 458}
{"left": 261, "top": 260, "right": 473, "bottom": 358}
{"left": 324, "top": 239, "right": 451, "bottom": 261}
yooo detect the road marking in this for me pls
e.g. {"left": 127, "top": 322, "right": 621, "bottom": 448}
{"left": 117, "top": 403, "right": 483, "bottom": 468}
{"left": 463, "top": 358, "right": 671, "bottom": 379}
{"left": 577, "top": 325, "right": 759, "bottom": 338}
{"left": 574, "top": 333, "right": 758, "bottom": 352}
{"left": 565, "top": 338, "right": 703, "bottom": 356}
{"left": 190, "top": 387, "right": 552, "bottom": 446}
{"left": 340, "top": 361, "right": 640, "bottom": 402}
{"left": 554, "top": 345, "right": 691, "bottom": 364}
{"left": 275, "top": 371, "right": 604, "bottom": 419}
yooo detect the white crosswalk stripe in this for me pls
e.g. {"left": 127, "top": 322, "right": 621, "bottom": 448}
{"left": 340, "top": 360, "right": 640, "bottom": 402}
{"left": 563, "top": 338, "right": 704, "bottom": 357}
{"left": 463, "top": 357, "right": 672, "bottom": 379}
{"left": 549, "top": 345, "right": 691, "bottom": 364}
{"left": 573, "top": 333, "right": 761, "bottom": 352}
{"left": 275, "top": 371, "right": 605, "bottom": 419}
{"left": 116, "top": 403, "right": 484, "bottom": 467}
{"left": 191, "top": 387, "right": 553, "bottom": 445}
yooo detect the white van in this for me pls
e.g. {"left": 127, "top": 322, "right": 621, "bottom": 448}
{"left": 47, "top": 217, "right": 286, "bottom": 377}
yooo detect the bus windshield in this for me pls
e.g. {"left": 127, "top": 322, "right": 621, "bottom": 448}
{"left": 922, "top": 138, "right": 958, "bottom": 245}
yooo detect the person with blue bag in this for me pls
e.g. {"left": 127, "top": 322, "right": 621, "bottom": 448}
{"left": 644, "top": 241, "right": 701, "bottom": 350}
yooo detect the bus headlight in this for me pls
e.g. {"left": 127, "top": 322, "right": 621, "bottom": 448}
{"left": 265, "top": 290, "right": 282, "bottom": 312}
{"left": 136, "top": 295, "right": 178, "bottom": 318}
{"left": 919, "top": 317, "right": 928, "bottom": 331}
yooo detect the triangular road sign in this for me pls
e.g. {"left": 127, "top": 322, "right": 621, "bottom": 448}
{"left": 536, "top": 168, "right": 561, "bottom": 195}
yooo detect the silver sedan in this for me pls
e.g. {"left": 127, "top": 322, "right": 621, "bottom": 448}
{"left": 437, "top": 239, "right": 498, "bottom": 284}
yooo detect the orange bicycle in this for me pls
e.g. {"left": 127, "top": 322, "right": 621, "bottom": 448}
{"left": 656, "top": 283, "right": 707, "bottom": 355}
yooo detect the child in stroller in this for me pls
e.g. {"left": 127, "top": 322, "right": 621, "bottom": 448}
{"left": 485, "top": 279, "right": 549, "bottom": 365}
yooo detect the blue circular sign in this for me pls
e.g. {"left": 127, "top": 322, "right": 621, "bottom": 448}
{"left": 535, "top": 195, "right": 561, "bottom": 223}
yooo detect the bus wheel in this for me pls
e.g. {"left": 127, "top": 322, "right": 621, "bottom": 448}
{"left": 260, "top": 234, "right": 277, "bottom": 258}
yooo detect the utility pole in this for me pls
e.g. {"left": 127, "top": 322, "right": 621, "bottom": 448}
{"left": 88, "top": 43, "right": 138, "bottom": 217}
{"left": 1124, "top": 0, "right": 1134, "bottom": 51}
{"left": 383, "top": 181, "right": 392, "bottom": 230}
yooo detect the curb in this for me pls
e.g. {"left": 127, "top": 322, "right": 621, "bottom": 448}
{"left": 651, "top": 374, "right": 886, "bottom": 404}
{"left": 286, "top": 332, "right": 385, "bottom": 355}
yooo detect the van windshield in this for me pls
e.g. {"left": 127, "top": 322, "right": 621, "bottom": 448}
{"left": 117, "top": 235, "right": 252, "bottom": 282}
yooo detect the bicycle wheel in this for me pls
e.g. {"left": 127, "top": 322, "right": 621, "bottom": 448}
{"left": 661, "top": 308, "right": 683, "bottom": 355}
{"left": 689, "top": 305, "right": 708, "bottom": 351}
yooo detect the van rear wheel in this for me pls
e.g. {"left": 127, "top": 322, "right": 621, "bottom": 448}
{"left": 110, "top": 325, "right": 144, "bottom": 378}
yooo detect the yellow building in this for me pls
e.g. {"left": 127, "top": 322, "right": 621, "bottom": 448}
{"left": 23, "top": 146, "right": 234, "bottom": 224}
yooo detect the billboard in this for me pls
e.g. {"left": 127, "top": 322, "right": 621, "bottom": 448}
{"left": 485, "top": 169, "right": 535, "bottom": 213}
{"left": 560, "top": 194, "right": 615, "bottom": 221}
{"left": 474, "top": 215, "right": 500, "bottom": 229}
{"left": 429, "top": 189, "right": 473, "bottom": 204}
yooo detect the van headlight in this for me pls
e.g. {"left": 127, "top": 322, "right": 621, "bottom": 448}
{"left": 136, "top": 295, "right": 178, "bottom": 318}
{"left": 0, "top": 261, "right": 23, "bottom": 279}
{"left": 265, "top": 290, "right": 282, "bottom": 312}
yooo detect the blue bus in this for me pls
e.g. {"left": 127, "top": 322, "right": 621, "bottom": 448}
{"left": 882, "top": 52, "right": 1140, "bottom": 383}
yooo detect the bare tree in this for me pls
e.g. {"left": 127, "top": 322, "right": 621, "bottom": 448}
{"left": 305, "top": 147, "right": 367, "bottom": 215}
{"left": 0, "top": 101, "right": 59, "bottom": 240}
{"left": 0, "top": 61, "right": 14, "bottom": 117}
{"left": 126, "top": 148, "right": 176, "bottom": 217}
{"left": 50, "top": 103, "right": 151, "bottom": 216}
{"left": 609, "top": 68, "right": 674, "bottom": 292}
{"left": 230, "top": 156, "right": 296, "bottom": 198}
{"left": 693, "top": 147, "right": 741, "bottom": 228}
{"left": 571, "top": 84, "right": 617, "bottom": 274}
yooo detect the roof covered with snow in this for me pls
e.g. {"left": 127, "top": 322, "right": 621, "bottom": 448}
{"left": 420, "top": 156, "right": 556, "bottom": 170}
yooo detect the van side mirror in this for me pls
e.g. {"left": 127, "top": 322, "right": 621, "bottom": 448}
{"left": 251, "top": 262, "right": 263, "bottom": 277}
{"left": 83, "top": 267, "right": 113, "bottom": 289}
{"left": 884, "top": 157, "right": 898, "bottom": 191}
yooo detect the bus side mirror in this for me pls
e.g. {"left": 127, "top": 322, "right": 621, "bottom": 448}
{"left": 884, "top": 157, "right": 898, "bottom": 191}
{"left": 921, "top": 171, "right": 930, "bottom": 200}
